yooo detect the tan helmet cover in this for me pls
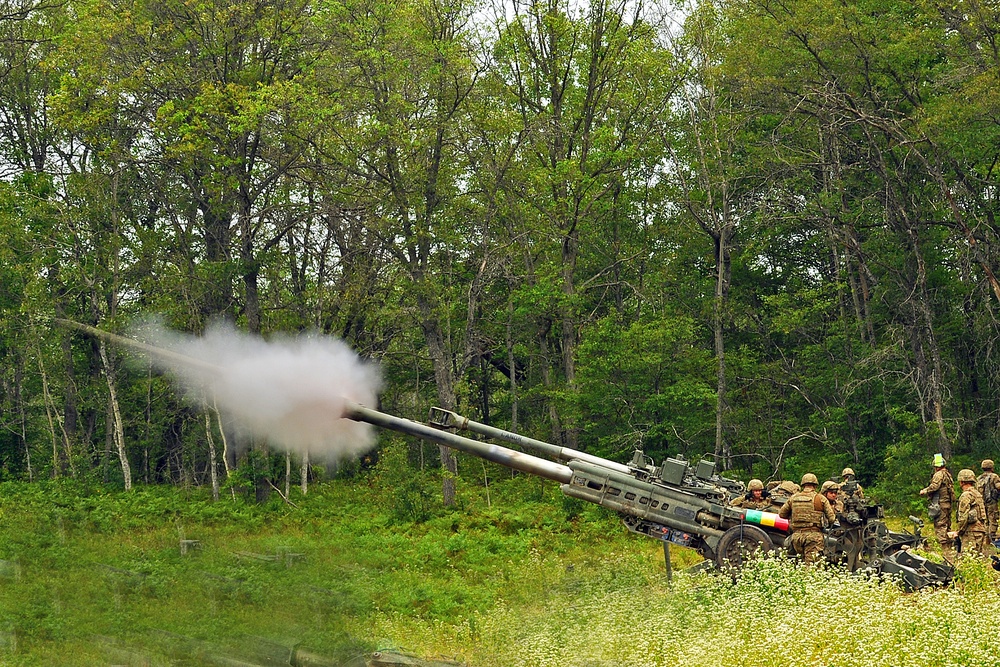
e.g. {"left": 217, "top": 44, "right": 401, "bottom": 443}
{"left": 957, "top": 468, "right": 976, "bottom": 483}
{"left": 801, "top": 472, "right": 819, "bottom": 487}
{"left": 778, "top": 481, "right": 800, "bottom": 494}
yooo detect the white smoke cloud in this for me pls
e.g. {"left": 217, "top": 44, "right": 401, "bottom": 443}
{"left": 133, "top": 319, "right": 382, "bottom": 460}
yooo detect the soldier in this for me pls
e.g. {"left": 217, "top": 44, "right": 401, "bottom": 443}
{"left": 767, "top": 480, "right": 801, "bottom": 513}
{"left": 839, "top": 467, "right": 864, "bottom": 502}
{"left": 919, "top": 453, "right": 955, "bottom": 561}
{"left": 821, "top": 481, "right": 843, "bottom": 514}
{"left": 731, "top": 479, "right": 771, "bottom": 510}
{"left": 948, "top": 469, "right": 988, "bottom": 558}
{"left": 975, "top": 459, "right": 1000, "bottom": 541}
{"left": 779, "top": 473, "right": 837, "bottom": 564}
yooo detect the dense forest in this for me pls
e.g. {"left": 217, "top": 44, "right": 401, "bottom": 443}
{"left": 1, "top": 0, "right": 999, "bottom": 499}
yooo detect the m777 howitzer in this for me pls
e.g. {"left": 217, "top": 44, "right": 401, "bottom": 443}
{"left": 54, "top": 320, "right": 951, "bottom": 590}
{"left": 421, "top": 408, "right": 953, "bottom": 590}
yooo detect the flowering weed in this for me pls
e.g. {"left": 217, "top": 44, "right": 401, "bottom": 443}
{"left": 444, "top": 555, "right": 1000, "bottom": 667}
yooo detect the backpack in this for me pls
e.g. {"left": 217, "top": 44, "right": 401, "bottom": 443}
{"left": 978, "top": 474, "right": 999, "bottom": 504}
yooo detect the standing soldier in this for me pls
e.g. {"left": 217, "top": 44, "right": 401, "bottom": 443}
{"left": 779, "top": 473, "right": 837, "bottom": 564}
{"left": 919, "top": 453, "right": 955, "bottom": 561}
{"left": 839, "top": 467, "right": 864, "bottom": 500}
{"left": 948, "top": 469, "right": 988, "bottom": 558}
{"left": 731, "top": 479, "right": 771, "bottom": 510}
{"left": 976, "top": 460, "right": 1000, "bottom": 542}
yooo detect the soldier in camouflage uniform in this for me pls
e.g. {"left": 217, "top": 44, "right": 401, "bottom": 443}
{"left": 821, "top": 481, "right": 843, "bottom": 514}
{"left": 838, "top": 467, "right": 864, "bottom": 504}
{"left": 731, "top": 479, "right": 771, "bottom": 510}
{"left": 948, "top": 469, "right": 988, "bottom": 558}
{"left": 767, "top": 480, "right": 801, "bottom": 513}
{"left": 919, "top": 453, "right": 955, "bottom": 562}
{"left": 976, "top": 459, "right": 1000, "bottom": 541}
{"left": 779, "top": 473, "right": 837, "bottom": 564}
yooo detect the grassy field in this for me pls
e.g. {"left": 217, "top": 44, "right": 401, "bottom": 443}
{"left": 0, "top": 464, "right": 997, "bottom": 667}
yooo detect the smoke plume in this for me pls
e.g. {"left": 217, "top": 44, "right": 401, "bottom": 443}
{"left": 134, "top": 319, "right": 382, "bottom": 460}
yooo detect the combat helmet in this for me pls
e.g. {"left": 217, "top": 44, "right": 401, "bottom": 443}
{"left": 748, "top": 479, "right": 764, "bottom": 491}
{"left": 957, "top": 468, "right": 976, "bottom": 484}
{"left": 801, "top": 472, "right": 819, "bottom": 487}
{"left": 842, "top": 467, "right": 855, "bottom": 478}
{"left": 933, "top": 453, "right": 945, "bottom": 467}
{"left": 820, "top": 480, "right": 840, "bottom": 494}
{"left": 777, "top": 480, "right": 800, "bottom": 495}
{"left": 983, "top": 459, "right": 995, "bottom": 471}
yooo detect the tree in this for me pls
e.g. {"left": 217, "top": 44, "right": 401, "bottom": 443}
{"left": 484, "top": 0, "right": 678, "bottom": 448}
{"left": 311, "top": 0, "right": 482, "bottom": 504}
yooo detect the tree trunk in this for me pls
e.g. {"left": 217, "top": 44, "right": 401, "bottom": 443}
{"left": 204, "top": 411, "right": 220, "bottom": 501}
{"left": 213, "top": 401, "right": 237, "bottom": 500}
{"left": 417, "top": 297, "right": 458, "bottom": 506}
{"left": 240, "top": 210, "right": 261, "bottom": 334}
{"left": 560, "top": 230, "right": 580, "bottom": 449}
{"left": 285, "top": 451, "right": 291, "bottom": 499}
{"left": 15, "top": 358, "right": 32, "bottom": 480}
{"left": 99, "top": 341, "right": 132, "bottom": 490}
{"left": 300, "top": 449, "right": 309, "bottom": 496}
{"left": 538, "top": 318, "right": 564, "bottom": 445}
{"left": 713, "top": 223, "right": 730, "bottom": 468}
{"left": 507, "top": 297, "right": 518, "bottom": 432}
{"left": 37, "top": 348, "right": 60, "bottom": 478}
{"left": 56, "top": 302, "right": 78, "bottom": 454}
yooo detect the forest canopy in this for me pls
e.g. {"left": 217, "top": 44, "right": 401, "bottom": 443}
{"left": 1, "top": 0, "right": 999, "bottom": 503}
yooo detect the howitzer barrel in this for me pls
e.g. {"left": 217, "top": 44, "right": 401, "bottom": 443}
{"left": 55, "top": 319, "right": 221, "bottom": 373}
{"left": 430, "top": 408, "right": 632, "bottom": 475}
{"left": 344, "top": 403, "right": 573, "bottom": 484}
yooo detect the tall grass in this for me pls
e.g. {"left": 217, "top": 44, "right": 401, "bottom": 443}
{"left": 459, "top": 555, "right": 1000, "bottom": 667}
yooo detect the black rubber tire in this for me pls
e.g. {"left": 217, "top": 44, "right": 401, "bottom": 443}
{"left": 715, "top": 524, "right": 774, "bottom": 570}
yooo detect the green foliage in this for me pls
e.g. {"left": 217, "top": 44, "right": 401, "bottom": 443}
{"left": 576, "top": 312, "right": 715, "bottom": 460}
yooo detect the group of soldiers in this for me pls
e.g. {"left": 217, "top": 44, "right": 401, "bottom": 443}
{"left": 919, "top": 455, "right": 1000, "bottom": 561}
{"left": 730, "top": 467, "right": 864, "bottom": 564}
{"left": 731, "top": 456, "right": 1000, "bottom": 564}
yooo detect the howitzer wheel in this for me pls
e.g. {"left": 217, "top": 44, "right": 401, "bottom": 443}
{"left": 715, "top": 524, "right": 773, "bottom": 570}
{"left": 863, "top": 519, "right": 889, "bottom": 552}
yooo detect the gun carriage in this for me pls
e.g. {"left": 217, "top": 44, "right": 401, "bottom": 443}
{"left": 422, "top": 408, "right": 942, "bottom": 582}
